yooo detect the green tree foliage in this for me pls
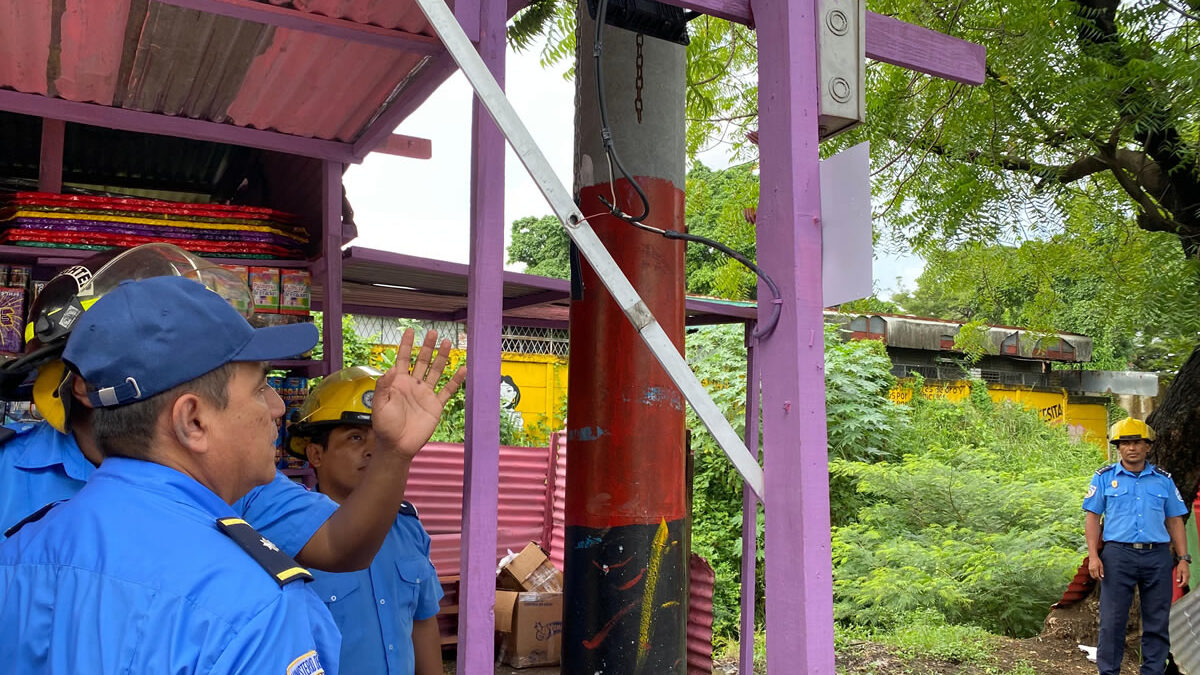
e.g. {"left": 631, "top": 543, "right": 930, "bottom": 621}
{"left": 684, "top": 162, "right": 759, "bottom": 298}
{"left": 507, "top": 215, "right": 571, "bottom": 280}
{"left": 690, "top": 324, "right": 1098, "bottom": 642}
{"left": 891, "top": 226, "right": 1200, "bottom": 372}
{"left": 832, "top": 391, "right": 1098, "bottom": 638}
{"left": 509, "top": 163, "right": 761, "bottom": 298}
{"left": 688, "top": 324, "right": 909, "bottom": 637}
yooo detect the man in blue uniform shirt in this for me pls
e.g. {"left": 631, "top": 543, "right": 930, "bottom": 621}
{"left": 0, "top": 276, "right": 464, "bottom": 673}
{"left": 290, "top": 366, "right": 445, "bottom": 675}
{"left": 1084, "top": 417, "right": 1190, "bottom": 675}
{"left": 0, "top": 244, "right": 466, "bottom": 574}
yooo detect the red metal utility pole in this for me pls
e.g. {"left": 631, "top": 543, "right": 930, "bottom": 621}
{"left": 564, "top": 3, "right": 689, "bottom": 672}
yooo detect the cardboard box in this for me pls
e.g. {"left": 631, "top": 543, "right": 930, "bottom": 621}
{"left": 495, "top": 590, "right": 562, "bottom": 668}
{"left": 248, "top": 267, "right": 280, "bottom": 313}
{"left": 279, "top": 269, "right": 312, "bottom": 316}
{"left": 498, "top": 542, "right": 563, "bottom": 593}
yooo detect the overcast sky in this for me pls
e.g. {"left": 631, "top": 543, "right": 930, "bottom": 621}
{"left": 342, "top": 42, "right": 923, "bottom": 299}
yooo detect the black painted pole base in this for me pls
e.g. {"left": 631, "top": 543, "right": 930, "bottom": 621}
{"left": 561, "top": 519, "right": 688, "bottom": 674}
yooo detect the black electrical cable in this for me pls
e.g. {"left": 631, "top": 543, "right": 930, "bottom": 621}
{"left": 593, "top": 0, "right": 650, "bottom": 223}
{"left": 591, "top": 0, "right": 782, "bottom": 339}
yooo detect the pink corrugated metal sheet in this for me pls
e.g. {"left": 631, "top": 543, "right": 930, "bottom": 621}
{"left": 547, "top": 431, "right": 568, "bottom": 572}
{"left": 0, "top": 0, "right": 440, "bottom": 142}
{"left": 225, "top": 30, "right": 427, "bottom": 141}
{"left": 689, "top": 554, "right": 717, "bottom": 675}
{"left": 286, "top": 0, "right": 446, "bottom": 33}
{"left": 405, "top": 441, "right": 552, "bottom": 578}
{"left": 57, "top": 0, "right": 132, "bottom": 105}
{"left": 0, "top": 1, "right": 52, "bottom": 95}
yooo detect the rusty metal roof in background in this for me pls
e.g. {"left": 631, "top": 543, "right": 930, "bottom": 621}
{"left": 0, "top": 0, "right": 439, "bottom": 142}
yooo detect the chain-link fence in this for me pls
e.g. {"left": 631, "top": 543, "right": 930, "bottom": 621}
{"left": 347, "top": 315, "right": 567, "bottom": 356}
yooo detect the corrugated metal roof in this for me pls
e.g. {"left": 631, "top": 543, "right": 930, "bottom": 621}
{"left": 1172, "top": 590, "right": 1200, "bottom": 674}
{"left": 548, "top": 431, "right": 567, "bottom": 572}
{"left": 688, "top": 554, "right": 716, "bottom": 674}
{"left": 405, "top": 441, "right": 552, "bottom": 577}
{"left": 0, "top": 0, "right": 443, "bottom": 143}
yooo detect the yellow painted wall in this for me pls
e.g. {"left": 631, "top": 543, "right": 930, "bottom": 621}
{"left": 889, "top": 379, "right": 1108, "bottom": 447}
{"left": 369, "top": 345, "right": 567, "bottom": 445}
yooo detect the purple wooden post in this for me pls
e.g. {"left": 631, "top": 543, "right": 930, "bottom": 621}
{"left": 38, "top": 118, "right": 65, "bottom": 193}
{"left": 458, "top": 0, "right": 505, "bottom": 669}
{"left": 320, "top": 160, "right": 344, "bottom": 372}
{"left": 740, "top": 324, "right": 760, "bottom": 673}
{"left": 751, "top": 0, "right": 835, "bottom": 671}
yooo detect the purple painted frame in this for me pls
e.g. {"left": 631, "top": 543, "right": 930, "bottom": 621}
{"left": 0, "top": 89, "right": 359, "bottom": 164}
{"left": 656, "top": 0, "right": 986, "bottom": 85}
{"left": 38, "top": 118, "right": 65, "bottom": 193}
{"left": 753, "top": 0, "right": 835, "bottom": 671}
{"left": 321, "top": 160, "right": 344, "bottom": 374}
{"left": 740, "top": 326, "right": 761, "bottom": 673}
{"left": 458, "top": 0, "right": 507, "bottom": 670}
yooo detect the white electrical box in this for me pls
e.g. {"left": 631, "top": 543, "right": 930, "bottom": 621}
{"left": 817, "top": 0, "right": 865, "bottom": 140}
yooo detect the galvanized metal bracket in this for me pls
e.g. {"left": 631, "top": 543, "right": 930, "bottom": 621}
{"left": 414, "top": 0, "right": 765, "bottom": 501}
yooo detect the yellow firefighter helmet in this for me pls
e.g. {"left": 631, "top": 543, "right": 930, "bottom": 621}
{"left": 287, "top": 366, "right": 381, "bottom": 459}
{"left": 1109, "top": 417, "right": 1155, "bottom": 444}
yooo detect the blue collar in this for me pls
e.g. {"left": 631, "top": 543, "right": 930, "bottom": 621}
{"left": 11, "top": 423, "right": 96, "bottom": 483}
{"left": 1113, "top": 462, "right": 1155, "bottom": 478}
{"left": 90, "top": 457, "right": 238, "bottom": 518}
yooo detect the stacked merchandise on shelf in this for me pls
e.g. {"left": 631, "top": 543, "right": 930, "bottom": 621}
{"left": 269, "top": 375, "right": 311, "bottom": 469}
{"left": 0, "top": 265, "right": 39, "bottom": 424}
{"left": 0, "top": 192, "right": 309, "bottom": 260}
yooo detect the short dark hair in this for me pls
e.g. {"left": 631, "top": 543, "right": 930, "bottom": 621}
{"left": 93, "top": 363, "right": 237, "bottom": 460}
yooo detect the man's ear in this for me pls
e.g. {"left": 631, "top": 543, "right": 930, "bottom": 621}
{"left": 69, "top": 374, "right": 94, "bottom": 409}
{"left": 170, "top": 393, "right": 208, "bottom": 453}
{"left": 306, "top": 443, "right": 325, "bottom": 469}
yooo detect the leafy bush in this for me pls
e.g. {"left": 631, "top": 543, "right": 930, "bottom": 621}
{"left": 832, "top": 393, "right": 1096, "bottom": 638}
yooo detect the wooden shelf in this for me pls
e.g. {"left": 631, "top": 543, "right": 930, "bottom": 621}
{"left": 270, "top": 359, "right": 327, "bottom": 376}
{"left": 0, "top": 245, "right": 313, "bottom": 269}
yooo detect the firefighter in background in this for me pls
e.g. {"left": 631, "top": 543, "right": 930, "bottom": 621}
{"left": 289, "top": 366, "right": 444, "bottom": 675}
{"left": 1084, "top": 417, "right": 1190, "bottom": 675}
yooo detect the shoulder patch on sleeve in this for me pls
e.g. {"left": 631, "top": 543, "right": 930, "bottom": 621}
{"left": 399, "top": 500, "right": 419, "bottom": 519}
{"left": 286, "top": 650, "right": 326, "bottom": 675}
{"left": 215, "top": 517, "right": 313, "bottom": 587}
{"left": 1154, "top": 466, "right": 1174, "bottom": 479}
{"left": 4, "top": 499, "right": 63, "bottom": 537}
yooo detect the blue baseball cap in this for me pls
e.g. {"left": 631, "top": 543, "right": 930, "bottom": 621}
{"left": 62, "top": 276, "right": 319, "bottom": 408}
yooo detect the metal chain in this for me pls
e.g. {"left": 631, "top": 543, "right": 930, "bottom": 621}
{"left": 635, "top": 33, "right": 644, "bottom": 124}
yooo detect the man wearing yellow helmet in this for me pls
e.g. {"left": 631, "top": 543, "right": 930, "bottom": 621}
{"left": 0, "top": 244, "right": 467, "bottom": 579}
{"left": 288, "top": 366, "right": 444, "bottom": 675}
{"left": 1083, "top": 417, "right": 1190, "bottom": 675}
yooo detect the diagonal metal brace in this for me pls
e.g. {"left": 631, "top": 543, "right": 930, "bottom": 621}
{"left": 413, "top": 0, "right": 765, "bottom": 501}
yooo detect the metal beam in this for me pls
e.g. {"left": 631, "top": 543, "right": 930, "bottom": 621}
{"left": 0, "top": 89, "right": 359, "bottom": 164}
{"left": 414, "top": 0, "right": 765, "bottom": 499}
{"left": 153, "top": 0, "right": 449, "bottom": 53}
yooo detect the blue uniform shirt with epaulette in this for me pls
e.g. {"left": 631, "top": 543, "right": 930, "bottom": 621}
{"left": 310, "top": 500, "right": 443, "bottom": 675}
{"left": 0, "top": 457, "right": 341, "bottom": 674}
{"left": 0, "top": 421, "right": 338, "bottom": 551}
{"left": 1083, "top": 461, "right": 1189, "bottom": 543}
